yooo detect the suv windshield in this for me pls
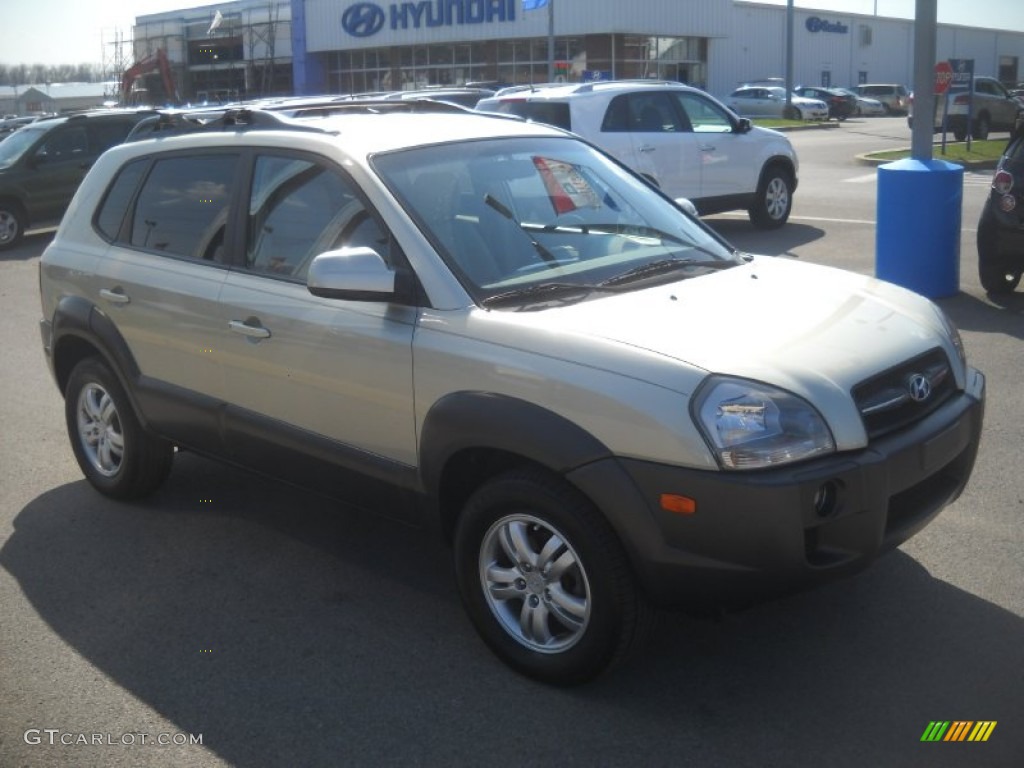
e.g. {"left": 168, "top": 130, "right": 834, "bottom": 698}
{"left": 0, "top": 123, "right": 52, "bottom": 169}
{"left": 374, "top": 136, "right": 736, "bottom": 306}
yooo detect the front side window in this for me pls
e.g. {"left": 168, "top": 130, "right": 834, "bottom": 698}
{"left": 245, "top": 155, "right": 389, "bottom": 281}
{"left": 130, "top": 154, "right": 239, "bottom": 260}
{"left": 673, "top": 92, "right": 733, "bottom": 133}
{"left": 39, "top": 126, "right": 88, "bottom": 159}
{"left": 374, "top": 137, "right": 736, "bottom": 308}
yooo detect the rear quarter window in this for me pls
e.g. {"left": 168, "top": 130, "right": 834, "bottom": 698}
{"left": 94, "top": 158, "right": 148, "bottom": 241}
{"left": 506, "top": 101, "right": 572, "bottom": 131}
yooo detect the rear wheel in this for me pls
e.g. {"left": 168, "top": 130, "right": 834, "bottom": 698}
{"left": 0, "top": 200, "right": 25, "bottom": 250}
{"left": 454, "top": 468, "right": 650, "bottom": 685}
{"left": 971, "top": 113, "right": 991, "bottom": 140}
{"left": 977, "top": 201, "right": 1022, "bottom": 294}
{"left": 748, "top": 165, "right": 793, "bottom": 229}
{"left": 65, "top": 358, "right": 174, "bottom": 499}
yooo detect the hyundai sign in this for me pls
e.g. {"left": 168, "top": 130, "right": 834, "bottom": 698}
{"left": 343, "top": 0, "right": 518, "bottom": 38}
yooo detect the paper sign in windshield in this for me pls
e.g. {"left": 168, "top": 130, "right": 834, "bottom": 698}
{"left": 532, "top": 156, "right": 601, "bottom": 214}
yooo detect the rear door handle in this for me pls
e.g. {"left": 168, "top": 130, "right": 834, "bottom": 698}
{"left": 229, "top": 319, "right": 271, "bottom": 340}
{"left": 638, "top": 144, "right": 656, "bottom": 153}
{"left": 99, "top": 287, "right": 130, "bottom": 305}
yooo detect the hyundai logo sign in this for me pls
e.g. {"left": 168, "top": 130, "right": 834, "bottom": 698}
{"left": 343, "top": 3, "right": 386, "bottom": 37}
{"left": 805, "top": 16, "right": 849, "bottom": 34}
{"left": 342, "top": 0, "right": 517, "bottom": 37}
{"left": 907, "top": 374, "right": 932, "bottom": 403}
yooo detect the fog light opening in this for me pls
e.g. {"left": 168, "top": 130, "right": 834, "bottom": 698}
{"left": 813, "top": 481, "right": 839, "bottom": 518}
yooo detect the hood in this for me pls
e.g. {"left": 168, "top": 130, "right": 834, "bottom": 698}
{"left": 498, "top": 256, "right": 956, "bottom": 439}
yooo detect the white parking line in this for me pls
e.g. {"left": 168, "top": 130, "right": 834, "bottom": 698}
{"left": 844, "top": 171, "right": 991, "bottom": 186}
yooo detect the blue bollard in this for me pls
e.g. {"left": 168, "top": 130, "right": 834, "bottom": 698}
{"left": 876, "top": 158, "right": 963, "bottom": 298}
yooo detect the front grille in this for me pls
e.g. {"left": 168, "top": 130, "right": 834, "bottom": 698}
{"left": 852, "top": 348, "right": 955, "bottom": 440}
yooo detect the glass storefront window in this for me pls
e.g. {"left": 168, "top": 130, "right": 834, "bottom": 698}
{"left": 330, "top": 32, "right": 707, "bottom": 93}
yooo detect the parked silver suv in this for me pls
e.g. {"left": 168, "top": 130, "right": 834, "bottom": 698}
{"left": 476, "top": 81, "right": 799, "bottom": 228}
{"left": 39, "top": 106, "right": 984, "bottom": 685}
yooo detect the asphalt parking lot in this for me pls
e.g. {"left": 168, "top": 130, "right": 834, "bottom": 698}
{"left": 1, "top": 117, "right": 1022, "bottom": 768}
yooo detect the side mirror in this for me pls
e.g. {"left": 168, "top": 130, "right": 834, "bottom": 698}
{"left": 307, "top": 246, "right": 396, "bottom": 301}
{"left": 674, "top": 198, "right": 699, "bottom": 217}
{"left": 735, "top": 117, "right": 752, "bottom": 134}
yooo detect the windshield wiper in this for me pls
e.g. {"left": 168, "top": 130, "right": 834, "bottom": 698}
{"left": 484, "top": 194, "right": 561, "bottom": 265}
{"left": 600, "top": 256, "right": 733, "bottom": 287}
{"left": 481, "top": 281, "right": 611, "bottom": 309}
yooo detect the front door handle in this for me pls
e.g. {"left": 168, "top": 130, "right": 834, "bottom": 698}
{"left": 99, "top": 287, "right": 130, "bottom": 305}
{"left": 229, "top": 319, "right": 271, "bottom": 340}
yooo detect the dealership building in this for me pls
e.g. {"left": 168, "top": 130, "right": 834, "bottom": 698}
{"left": 129, "top": 0, "right": 1024, "bottom": 102}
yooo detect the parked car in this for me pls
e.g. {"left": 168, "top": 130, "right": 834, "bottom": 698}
{"left": 39, "top": 105, "right": 984, "bottom": 685}
{"left": 0, "top": 115, "right": 41, "bottom": 138}
{"left": 724, "top": 86, "right": 829, "bottom": 121}
{"left": 794, "top": 86, "right": 856, "bottom": 121}
{"left": 0, "top": 108, "right": 155, "bottom": 249}
{"left": 853, "top": 84, "right": 910, "bottom": 115}
{"left": 476, "top": 80, "right": 800, "bottom": 227}
{"left": 381, "top": 86, "right": 496, "bottom": 108}
{"left": 935, "top": 76, "right": 1022, "bottom": 141}
{"left": 977, "top": 117, "right": 1024, "bottom": 292}
{"left": 849, "top": 91, "right": 887, "bottom": 117}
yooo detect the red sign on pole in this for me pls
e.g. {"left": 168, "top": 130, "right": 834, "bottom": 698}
{"left": 934, "top": 61, "right": 953, "bottom": 94}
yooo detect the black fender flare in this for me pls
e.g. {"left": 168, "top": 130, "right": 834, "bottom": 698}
{"left": 50, "top": 294, "right": 145, "bottom": 413}
{"left": 418, "top": 391, "right": 612, "bottom": 497}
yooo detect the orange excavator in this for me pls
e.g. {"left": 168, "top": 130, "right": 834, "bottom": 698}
{"left": 121, "top": 48, "right": 180, "bottom": 105}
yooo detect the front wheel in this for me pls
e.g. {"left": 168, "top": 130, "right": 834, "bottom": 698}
{"left": 748, "top": 166, "right": 793, "bottom": 229}
{"left": 454, "top": 469, "right": 650, "bottom": 685}
{"left": 65, "top": 358, "right": 174, "bottom": 499}
{"left": 0, "top": 201, "right": 26, "bottom": 250}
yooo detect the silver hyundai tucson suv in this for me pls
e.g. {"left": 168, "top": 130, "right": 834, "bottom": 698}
{"left": 39, "top": 104, "right": 984, "bottom": 685}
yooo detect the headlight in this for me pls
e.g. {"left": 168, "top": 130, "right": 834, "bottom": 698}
{"left": 934, "top": 305, "right": 966, "bottom": 370}
{"left": 693, "top": 377, "right": 835, "bottom": 470}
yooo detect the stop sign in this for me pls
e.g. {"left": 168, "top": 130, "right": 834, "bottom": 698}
{"left": 934, "top": 61, "right": 953, "bottom": 94}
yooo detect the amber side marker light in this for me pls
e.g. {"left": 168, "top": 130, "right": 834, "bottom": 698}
{"left": 660, "top": 494, "right": 697, "bottom": 515}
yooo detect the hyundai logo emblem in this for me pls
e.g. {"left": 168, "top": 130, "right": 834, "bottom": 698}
{"left": 907, "top": 373, "right": 932, "bottom": 403}
{"left": 342, "top": 3, "right": 385, "bottom": 37}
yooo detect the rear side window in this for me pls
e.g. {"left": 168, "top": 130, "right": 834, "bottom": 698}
{"left": 602, "top": 93, "right": 685, "bottom": 133}
{"left": 130, "top": 154, "right": 239, "bottom": 260}
{"left": 87, "top": 120, "right": 135, "bottom": 154}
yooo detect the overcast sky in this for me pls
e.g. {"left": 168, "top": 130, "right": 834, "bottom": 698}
{"left": 1, "top": 0, "right": 1022, "bottom": 69}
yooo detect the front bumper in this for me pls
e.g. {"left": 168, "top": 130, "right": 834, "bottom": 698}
{"left": 567, "top": 368, "right": 985, "bottom": 609}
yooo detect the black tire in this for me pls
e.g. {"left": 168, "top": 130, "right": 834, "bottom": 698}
{"left": 748, "top": 164, "right": 793, "bottom": 229}
{"left": 0, "top": 200, "right": 26, "bottom": 250}
{"left": 953, "top": 125, "right": 967, "bottom": 142}
{"left": 65, "top": 358, "right": 174, "bottom": 499}
{"left": 977, "top": 202, "right": 1022, "bottom": 294}
{"left": 972, "top": 113, "right": 990, "bottom": 141}
{"left": 454, "top": 468, "right": 651, "bottom": 686}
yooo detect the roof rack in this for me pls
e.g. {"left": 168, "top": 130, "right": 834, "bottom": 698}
{"left": 124, "top": 99, "right": 479, "bottom": 142}
{"left": 571, "top": 79, "right": 679, "bottom": 93}
{"left": 275, "top": 98, "right": 471, "bottom": 118}
{"left": 124, "top": 108, "right": 333, "bottom": 142}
